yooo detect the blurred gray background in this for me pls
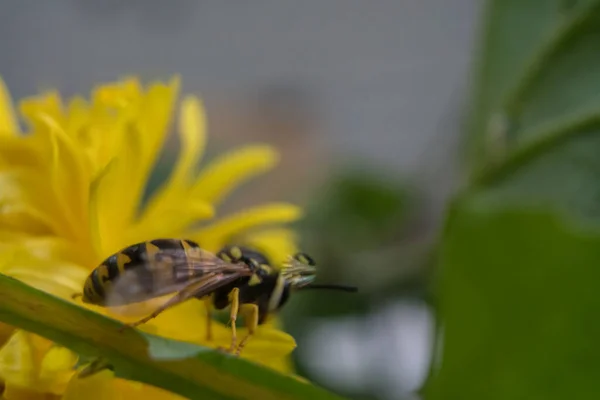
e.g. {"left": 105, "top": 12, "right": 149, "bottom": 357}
{"left": 0, "top": 1, "right": 482, "bottom": 399}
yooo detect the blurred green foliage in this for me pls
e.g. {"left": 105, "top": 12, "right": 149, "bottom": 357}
{"left": 283, "top": 167, "right": 431, "bottom": 399}
{"left": 427, "top": 206, "right": 600, "bottom": 399}
{"left": 426, "top": 1, "right": 600, "bottom": 399}
{"left": 298, "top": 168, "right": 416, "bottom": 275}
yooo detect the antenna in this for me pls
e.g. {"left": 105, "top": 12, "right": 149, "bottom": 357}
{"left": 300, "top": 284, "right": 358, "bottom": 293}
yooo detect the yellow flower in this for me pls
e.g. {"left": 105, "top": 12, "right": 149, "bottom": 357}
{"left": 0, "top": 76, "right": 302, "bottom": 399}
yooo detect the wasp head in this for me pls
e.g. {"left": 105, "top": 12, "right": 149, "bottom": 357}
{"left": 282, "top": 252, "right": 317, "bottom": 288}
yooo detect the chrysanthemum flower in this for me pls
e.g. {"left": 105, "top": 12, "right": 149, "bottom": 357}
{"left": 0, "top": 76, "right": 302, "bottom": 399}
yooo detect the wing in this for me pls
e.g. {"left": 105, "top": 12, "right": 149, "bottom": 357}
{"left": 175, "top": 271, "right": 251, "bottom": 300}
{"left": 141, "top": 246, "right": 249, "bottom": 272}
{"left": 104, "top": 251, "right": 252, "bottom": 308}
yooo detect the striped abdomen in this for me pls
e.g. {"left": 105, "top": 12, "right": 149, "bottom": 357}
{"left": 82, "top": 238, "right": 203, "bottom": 306}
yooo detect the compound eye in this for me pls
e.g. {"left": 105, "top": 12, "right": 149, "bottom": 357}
{"left": 293, "top": 252, "right": 315, "bottom": 266}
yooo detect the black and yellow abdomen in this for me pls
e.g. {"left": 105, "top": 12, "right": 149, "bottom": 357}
{"left": 82, "top": 238, "right": 203, "bottom": 306}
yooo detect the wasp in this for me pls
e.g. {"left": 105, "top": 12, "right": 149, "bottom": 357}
{"left": 73, "top": 238, "right": 357, "bottom": 355}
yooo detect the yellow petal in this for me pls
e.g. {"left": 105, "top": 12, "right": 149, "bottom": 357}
{"left": 0, "top": 237, "right": 90, "bottom": 268}
{"left": 190, "top": 145, "right": 279, "bottom": 205}
{"left": 238, "top": 228, "right": 299, "bottom": 267}
{"left": 192, "top": 203, "right": 302, "bottom": 252}
{"left": 0, "top": 170, "right": 68, "bottom": 237}
{"left": 0, "top": 203, "right": 55, "bottom": 237}
{"left": 0, "top": 322, "right": 15, "bottom": 347}
{"left": 0, "top": 237, "right": 91, "bottom": 283}
{"left": 0, "top": 135, "right": 48, "bottom": 171}
{"left": 92, "top": 77, "right": 142, "bottom": 108}
{"left": 92, "top": 130, "right": 143, "bottom": 253}
{"left": 62, "top": 369, "right": 117, "bottom": 400}
{"left": 137, "top": 96, "right": 208, "bottom": 228}
{"left": 130, "top": 202, "right": 214, "bottom": 245}
{"left": 1, "top": 261, "right": 88, "bottom": 300}
{"left": 64, "top": 97, "right": 89, "bottom": 140}
{"left": 3, "top": 385, "right": 61, "bottom": 400}
{"left": 0, "top": 331, "right": 36, "bottom": 388}
{"left": 0, "top": 332, "right": 67, "bottom": 395}
{"left": 40, "top": 347, "right": 76, "bottom": 377}
{"left": 63, "top": 351, "right": 179, "bottom": 399}
{"left": 134, "top": 77, "right": 180, "bottom": 183}
{"left": 19, "top": 92, "right": 64, "bottom": 133}
{"left": 113, "top": 378, "right": 186, "bottom": 400}
{"left": 172, "top": 96, "right": 206, "bottom": 186}
{"left": 87, "top": 160, "right": 116, "bottom": 262}
{"left": 130, "top": 297, "right": 212, "bottom": 342}
{"left": 0, "top": 122, "right": 90, "bottom": 245}
{"left": 0, "top": 77, "right": 18, "bottom": 136}
{"left": 140, "top": 300, "right": 296, "bottom": 371}
{"left": 38, "top": 118, "right": 90, "bottom": 242}
{"left": 226, "top": 325, "right": 297, "bottom": 362}
{"left": 94, "top": 78, "right": 180, "bottom": 253}
{"left": 38, "top": 347, "right": 77, "bottom": 394}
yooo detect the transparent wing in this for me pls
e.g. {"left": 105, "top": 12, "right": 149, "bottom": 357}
{"left": 104, "top": 249, "right": 251, "bottom": 310}
{"left": 137, "top": 247, "right": 246, "bottom": 272}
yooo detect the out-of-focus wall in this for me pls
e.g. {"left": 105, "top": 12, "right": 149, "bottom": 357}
{"left": 0, "top": 0, "right": 480, "bottom": 222}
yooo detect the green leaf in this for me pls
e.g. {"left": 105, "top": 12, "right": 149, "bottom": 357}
{"left": 425, "top": 205, "right": 600, "bottom": 399}
{"left": 0, "top": 273, "right": 343, "bottom": 400}
{"left": 425, "top": 0, "right": 600, "bottom": 398}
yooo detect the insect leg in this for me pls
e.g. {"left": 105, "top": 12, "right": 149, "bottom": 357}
{"left": 120, "top": 294, "right": 188, "bottom": 330}
{"left": 227, "top": 288, "right": 240, "bottom": 352}
{"left": 77, "top": 357, "right": 114, "bottom": 379}
{"left": 204, "top": 297, "right": 213, "bottom": 341}
{"left": 235, "top": 304, "right": 259, "bottom": 356}
{"left": 71, "top": 293, "right": 82, "bottom": 300}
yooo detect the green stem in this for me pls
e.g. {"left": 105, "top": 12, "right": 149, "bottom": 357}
{"left": 471, "top": 1, "right": 600, "bottom": 187}
{"left": 502, "top": 1, "right": 600, "bottom": 117}
{"left": 0, "top": 274, "right": 339, "bottom": 400}
{"left": 472, "top": 107, "right": 600, "bottom": 187}
{"left": 464, "top": 0, "right": 500, "bottom": 166}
